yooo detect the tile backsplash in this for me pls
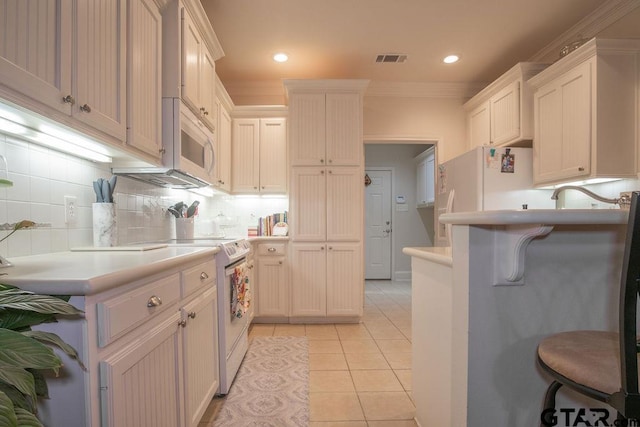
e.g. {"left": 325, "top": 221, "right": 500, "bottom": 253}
{"left": 0, "top": 133, "right": 288, "bottom": 258}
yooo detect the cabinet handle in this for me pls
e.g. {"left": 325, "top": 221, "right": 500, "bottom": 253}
{"left": 159, "top": 147, "right": 166, "bottom": 154}
{"left": 267, "top": 247, "right": 276, "bottom": 252}
{"left": 178, "top": 319, "right": 187, "bottom": 327}
{"left": 79, "top": 104, "right": 92, "bottom": 113}
{"left": 578, "top": 167, "right": 585, "bottom": 172}
{"left": 254, "top": 186, "right": 258, "bottom": 189}
{"left": 203, "top": 110, "right": 209, "bottom": 116}
{"left": 200, "top": 272, "right": 209, "bottom": 281}
{"left": 147, "top": 295, "right": 162, "bottom": 308}
{"left": 188, "top": 311, "right": 197, "bottom": 319}
{"left": 62, "top": 95, "right": 75, "bottom": 105}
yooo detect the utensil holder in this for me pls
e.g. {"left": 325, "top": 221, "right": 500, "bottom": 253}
{"left": 93, "top": 203, "right": 117, "bottom": 247}
{"left": 175, "top": 217, "right": 195, "bottom": 240}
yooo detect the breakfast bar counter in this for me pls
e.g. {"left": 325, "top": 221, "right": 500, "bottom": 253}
{"left": 404, "top": 209, "right": 628, "bottom": 427}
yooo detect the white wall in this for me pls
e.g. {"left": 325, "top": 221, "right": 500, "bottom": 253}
{"left": 365, "top": 144, "right": 434, "bottom": 280}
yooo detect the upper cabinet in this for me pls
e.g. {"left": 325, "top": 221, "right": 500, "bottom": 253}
{"left": 231, "top": 115, "right": 287, "bottom": 194}
{"left": 162, "top": 0, "right": 224, "bottom": 132}
{"left": 213, "top": 77, "right": 233, "bottom": 192}
{"left": 289, "top": 90, "right": 364, "bottom": 166}
{"left": 416, "top": 147, "right": 435, "bottom": 207}
{"left": 464, "top": 63, "right": 548, "bottom": 149}
{"left": 0, "top": 0, "right": 126, "bottom": 143}
{"left": 529, "top": 38, "right": 640, "bottom": 186}
{"left": 126, "top": 0, "right": 163, "bottom": 161}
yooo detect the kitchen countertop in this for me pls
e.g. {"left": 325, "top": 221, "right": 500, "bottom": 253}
{"left": 247, "top": 236, "right": 289, "bottom": 242}
{"left": 440, "top": 209, "right": 628, "bottom": 225}
{"left": 0, "top": 246, "right": 218, "bottom": 296}
{"left": 402, "top": 246, "right": 452, "bottom": 266}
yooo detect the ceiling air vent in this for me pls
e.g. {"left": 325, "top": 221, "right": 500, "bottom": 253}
{"left": 375, "top": 54, "right": 408, "bottom": 63}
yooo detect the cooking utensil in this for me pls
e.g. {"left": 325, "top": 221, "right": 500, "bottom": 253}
{"left": 101, "top": 179, "right": 111, "bottom": 203}
{"left": 186, "top": 200, "right": 200, "bottom": 218}
{"left": 93, "top": 180, "right": 103, "bottom": 202}
{"left": 167, "top": 206, "right": 181, "bottom": 218}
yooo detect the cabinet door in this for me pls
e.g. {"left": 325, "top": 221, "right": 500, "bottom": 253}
{"left": 99, "top": 313, "right": 182, "bottom": 427}
{"left": 126, "top": 0, "right": 162, "bottom": 160}
{"left": 416, "top": 159, "right": 427, "bottom": 206}
{"left": 290, "top": 167, "right": 326, "bottom": 241}
{"left": 534, "top": 61, "right": 591, "bottom": 184}
{"left": 0, "top": 0, "right": 72, "bottom": 115}
{"left": 74, "top": 0, "right": 126, "bottom": 140}
{"left": 256, "top": 256, "right": 288, "bottom": 317}
{"left": 231, "top": 118, "right": 260, "bottom": 193}
{"left": 425, "top": 153, "right": 435, "bottom": 205}
{"left": 181, "top": 7, "right": 202, "bottom": 116}
{"left": 182, "top": 288, "right": 218, "bottom": 427}
{"left": 215, "top": 99, "right": 232, "bottom": 191}
{"left": 199, "top": 47, "right": 216, "bottom": 130}
{"left": 326, "top": 166, "right": 362, "bottom": 241}
{"left": 326, "top": 93, "right": 362, "bottom": 166}
{"left": 327, "top": 243, "right": 363, "bottom": 317}
{"left": 290, "top": 243, "right": 326, "bottom": 316}
{"left": 289, "top": 93, "right": 326, "bottom": 166}
{"left": 468, "top": 101, "right": 491, "bottom": 148}
{"left": 490, "top": 81, "right": 520, "bottom": 146}
{"left": 259, "top": 118, "right": 288, "bottom": 193}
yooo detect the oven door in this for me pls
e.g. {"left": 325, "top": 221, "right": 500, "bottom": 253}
{"left": 223, "top": 258, "right": 252, "bottom": 353}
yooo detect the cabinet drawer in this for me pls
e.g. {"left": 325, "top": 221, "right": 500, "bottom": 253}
{"left": 181, "top": 261, "right": 216, "bottom": 297}
{"left": 97, "top": 274, "right": 181, "bottom": 347}
{"left": 258, "top": 243, "right": 286, "bottom": 256}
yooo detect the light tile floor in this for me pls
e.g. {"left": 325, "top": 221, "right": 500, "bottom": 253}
{"left": 199, "top": 280, "right": 415, "bottom": 427}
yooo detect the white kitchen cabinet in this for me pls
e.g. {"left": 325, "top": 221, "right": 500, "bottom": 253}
{"left": 289, "top": 92, "right": 363, "bottom": 166}
{"left": 126, "top": 0, "right": 163, "bottom": 161}
{"left": 416, "top": 147, "right": 435, "bottom": 207}
{"left": 231, "top": 117, "right": 287, "bottom": 194}
{"left": 290, "top": 166, "right": 362, "bottom": 242}
{"left": 181, "top": 287, "right": 218, "bottom": 427}
{"left": 99, "top": 312, "right": 183, "bottom": 427}
{"left": 214, "top": 90, "right": 232, "bottom": 192}
{"left": 529, "top": 38, "right": 640, "bottom": 186}
{"left": 0, "top": 0, "right": 127, "bottom": 142}
{"left": 254, "top": 243, "right": 289, "bottom": 318}
{"left": 464, "top": 63, "right": 548, "bottom": 149}
{"left": 181, "top": 5, "right": 216, "bottom": 131}
{"left": 290, "top": 242, "right": 363, "bottom": 318}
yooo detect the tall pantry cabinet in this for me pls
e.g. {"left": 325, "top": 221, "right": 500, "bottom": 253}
{"left": 285, "top": 80, "right": 369, "bottom": 320}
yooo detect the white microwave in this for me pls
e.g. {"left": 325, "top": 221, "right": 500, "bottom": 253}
{"left": 113, "top": 99, "right": 216, "bottom": 189}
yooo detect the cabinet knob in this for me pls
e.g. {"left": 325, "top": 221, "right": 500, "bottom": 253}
{"left": 159, "top": 147, "right": 166, "bottom": 154}
{"left": 320, "top": 159, "right": 324, "bottom": 163}
{"left": 188, "top": 311, "right": 197, "bottom": 319}
{"left": 267, "top": 247, "right": 276, "bottom": 252}
{"left": 328, "top": 246, "right": 333, "bottom": 250}
{"left": 262, "top": 186, "right": 265, "bottom": 189}
{"left": 147, "top": 295, "right": 162, "bottom": 308}
{"left": 79, "top": 104, "right": 92, "bottom": 113}
{"left": 321, "top": 170, "right": 325, "bottom": 175}
{"left": 328, "top": 159, "right": 332, "bottom": 164}
{"left": 320, "top": 246, "right": 325, "bottom": 250}
{"left": 279, "top": 260, "right": 283, "bottom": 265}
{"left": 62, "top": 95, "right": 75, "bottom": 105}
{"left": 328, "top": 170, "right": 332, "bottom": 174}
{"left": 254, "top": 186, "right": 258, "bottom": 189}
{"left": 178, "top": 319, "right": 187, "bottom": 327}
{"left": 200, "top": 272, "right": 209, "bottom": 281}
{"left": 203, "top": 110, "right": 209, "bottom": 116}
{"left": 578, "top": 167, "right": 585, "bottom": 172}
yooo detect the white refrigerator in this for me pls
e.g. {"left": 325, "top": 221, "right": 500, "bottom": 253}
{"left": 436, "top": 146, "right": 554, "bottom": 245}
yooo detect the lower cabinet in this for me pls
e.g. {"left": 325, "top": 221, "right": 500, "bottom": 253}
{"left": 255, "top": 243, "right": 289, "bottom": 318}
{"left": 290, "top": 242, "right": 362, "bottom": 318}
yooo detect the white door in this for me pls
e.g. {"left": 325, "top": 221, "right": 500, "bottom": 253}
{"left": 365, "top": 170, "right": 392, "bottom": 279}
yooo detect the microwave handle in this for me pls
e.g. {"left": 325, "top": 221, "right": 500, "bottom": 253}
{"left": 205, "top": 139, "right": 215, "bottom": 175}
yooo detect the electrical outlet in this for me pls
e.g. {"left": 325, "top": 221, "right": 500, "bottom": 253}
{"left": 64, "top": 196, "right": 77, "bottom": 225}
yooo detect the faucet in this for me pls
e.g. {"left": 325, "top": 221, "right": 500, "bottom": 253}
{"left": 550, "top": 185, "right": 631, "bottom": 208}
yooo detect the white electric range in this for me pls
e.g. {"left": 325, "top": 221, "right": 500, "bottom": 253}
{"left": 167, "top": 237, "right": 253, "bottom": 395}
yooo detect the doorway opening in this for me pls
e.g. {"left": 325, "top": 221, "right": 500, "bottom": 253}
{"left": 364, "top": 140, "right": 437, "bottom": 281}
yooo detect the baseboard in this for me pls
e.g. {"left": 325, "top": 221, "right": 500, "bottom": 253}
{"left": 394, "top": 270, "right": 412, "bottom": 281}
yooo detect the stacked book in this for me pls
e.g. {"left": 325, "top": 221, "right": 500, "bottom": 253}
{"left": 257, "top": 211, "right": 288, "bottom": 236}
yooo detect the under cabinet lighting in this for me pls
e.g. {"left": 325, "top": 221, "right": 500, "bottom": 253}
{"left": 0, "top": 102, "right": 112, "bottom": 163}
{"left": 537, "top": 178, "right": 622, "bottom": 190}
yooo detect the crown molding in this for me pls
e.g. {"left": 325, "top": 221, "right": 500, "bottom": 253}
{"left": 215, "top": 74, "right": 234, "bottom": 112}
{"left": 231, "top": 105, "right": 289, "bottom": 118}
{"left": 529, "top": 0, "right": 640, "bottom": 62}
{"left": 365, "top": 81, "right": 487, "bottom": 99}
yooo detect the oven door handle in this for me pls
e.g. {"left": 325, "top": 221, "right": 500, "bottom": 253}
{"left": 225, "top": 260, "right": 247, "bottom": 276}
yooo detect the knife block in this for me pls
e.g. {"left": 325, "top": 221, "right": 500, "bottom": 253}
{"left": 93, "top": 203, "right": 117, "bottom": 247}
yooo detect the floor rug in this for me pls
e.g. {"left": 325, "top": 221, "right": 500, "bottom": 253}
{"left": 213, "top": 336, "right": 309, "bottom": 427}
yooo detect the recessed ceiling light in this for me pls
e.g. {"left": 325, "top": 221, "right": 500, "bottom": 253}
{"left": 273, "top": 53, "right": 288, "bottom": 63}
{"left": 443, "top": 55, "right": 459, "bottom": 64}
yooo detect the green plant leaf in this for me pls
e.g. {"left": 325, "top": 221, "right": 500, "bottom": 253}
{"left": 0, "top": 384, "right": 31, "bottom": 413}
{"left": 0, "top": 329, "right": 62, "bottom": 373}
{"left": 13, "top": 408, "right": 41, "bottom": 427}
{"left": 0, "top": 366, "right": 36, "bottom": 404}
{"left": 0, "top": 309, "right": 57, "bottom": 331}
{"left": 22, "top": 331, "right": 86, "bottom": 371}
{"left": 0, "top": 293, "right": 83, "bottom": 316}
{"left": 26, "top": 371, "right": 47, "bottom": 400}
{"left": 0, "top": 390, "right": 18, "bottom": 427}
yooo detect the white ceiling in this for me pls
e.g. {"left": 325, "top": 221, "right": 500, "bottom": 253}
{"left": 201, "top": 0, "right": 640, "bottom": 104}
